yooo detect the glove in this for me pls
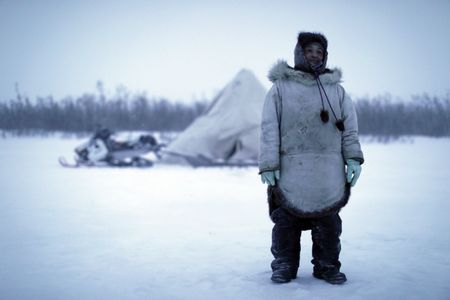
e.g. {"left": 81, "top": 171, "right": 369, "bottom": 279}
{"left": 346, "top": 159, "right": 361, "bottom": 187}
{"left": 260, "top": 170, "right": 280, "bottom": 186}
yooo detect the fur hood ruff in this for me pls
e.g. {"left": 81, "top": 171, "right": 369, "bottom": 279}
{"left": 268, "top": 60, "right": 342, "bottom": 86}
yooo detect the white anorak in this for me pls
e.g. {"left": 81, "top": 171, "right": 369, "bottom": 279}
{"left": 259, "top": 61, "right": 364, "bottom": 217}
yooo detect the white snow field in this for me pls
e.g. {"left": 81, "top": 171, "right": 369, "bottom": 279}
{"left": 1, "top": 136, "right": 449, "bottom": 300}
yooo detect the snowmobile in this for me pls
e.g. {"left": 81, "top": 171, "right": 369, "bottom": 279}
{"left": 59, "top": 128, "right": 164, "bottom": 168}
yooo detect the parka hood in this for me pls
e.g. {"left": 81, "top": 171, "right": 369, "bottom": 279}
{"left": 294, "top": 32, "right": 329, "bottom": 74}
{"left": 268, "top": 60, "right": 342, "bottom": 86}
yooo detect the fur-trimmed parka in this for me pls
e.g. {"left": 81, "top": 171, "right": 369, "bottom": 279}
{"left": 259, "top": 60, "right": 364, "bottom": 218}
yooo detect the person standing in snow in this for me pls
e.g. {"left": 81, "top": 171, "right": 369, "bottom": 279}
{"left": 259, "top": 32, "right": 364, "bottom": 284}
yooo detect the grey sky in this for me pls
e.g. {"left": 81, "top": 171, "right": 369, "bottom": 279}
{"left": 1, "top": 0, "right": 449, "bottom": 102}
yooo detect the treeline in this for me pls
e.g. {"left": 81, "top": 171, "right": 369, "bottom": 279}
{"left": 0, "top": 93, "right": 208, "bottom": 134}
{"left": 0, "top": 92, "right": 449, "bottom": 137}
{"left": 355, "top": 94, "right": 450, "bottom": 137}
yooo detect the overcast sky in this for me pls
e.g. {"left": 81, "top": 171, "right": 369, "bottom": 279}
{"left": 1, "top": 0, "right": 449, "bottom": 103}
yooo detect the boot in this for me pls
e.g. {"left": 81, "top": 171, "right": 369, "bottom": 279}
{"left": 271, "top": 267, "right": 298, "bottom": 283}
{"left": 313, "top": 267, "right": 347, "bottom": 284}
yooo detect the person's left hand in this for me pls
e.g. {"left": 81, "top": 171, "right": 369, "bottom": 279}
{"left": 346, "top": 159, "right": 361, "bottom": 187}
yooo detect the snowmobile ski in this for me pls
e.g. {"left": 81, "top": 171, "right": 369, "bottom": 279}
{"left": 58, "top": 156, "right": 82, "bottom": 168}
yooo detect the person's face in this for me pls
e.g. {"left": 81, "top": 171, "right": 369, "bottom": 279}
{"left": 303, "top": 42, "right": 324, "bottom": 67}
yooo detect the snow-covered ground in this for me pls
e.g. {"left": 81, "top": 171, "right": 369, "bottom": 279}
{"left": 1, "top": 136, "right": 449, "bottom": 300}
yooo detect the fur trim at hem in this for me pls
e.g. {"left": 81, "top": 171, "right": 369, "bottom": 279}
{"left": 267, "top": 183, "right": 351, "bottom": 219}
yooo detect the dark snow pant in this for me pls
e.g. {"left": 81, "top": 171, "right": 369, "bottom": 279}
{"left": 270, "top": 207, "right": 342, "bottom": 276}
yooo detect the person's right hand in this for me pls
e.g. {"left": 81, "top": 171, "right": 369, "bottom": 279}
{"left": 260, "top": 170, "right": 280, "bottom": 186}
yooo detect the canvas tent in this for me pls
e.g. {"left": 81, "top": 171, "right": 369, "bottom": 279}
{"left": 161, "top": 69, "right": 267, "bottom": 166}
